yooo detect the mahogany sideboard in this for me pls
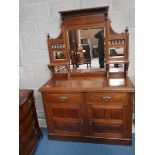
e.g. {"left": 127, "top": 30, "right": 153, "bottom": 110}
{"left": 39, "top": 6, "right": 135, "bottom": 145}
{"left": 19, "top": 89, "right": 42, "bottom": 155}
{"left": 39, "top": 76, "right": 134, "bottom": 145}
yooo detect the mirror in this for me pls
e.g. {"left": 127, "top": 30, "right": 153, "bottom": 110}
{"left": 67, "top": 28, "right": 105, "bottom": 70}
{"left": 109, "top": 47, "right": 125, "bottom": 58}
{"left": 107, "top": 78, "right": 126, "bottom": 87}
{"left": 53, "top": 51, "right": 66, "bottom": 60}
{"left": 54, "top": 65, "right": 68, "bottom": 73}
{"left": 109, "top": 64, "right": 124, "bottom": 72}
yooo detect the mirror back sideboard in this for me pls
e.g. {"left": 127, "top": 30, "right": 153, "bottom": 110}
{"left": 39, "top": 7, "right": 134, "bottom": 145}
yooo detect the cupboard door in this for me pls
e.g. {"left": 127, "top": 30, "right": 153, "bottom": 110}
{"left": 87, "top": 104, "right": 125, "bottom": 138}
{"left": 47, "top": 103, "right": 84, "bottom": 137}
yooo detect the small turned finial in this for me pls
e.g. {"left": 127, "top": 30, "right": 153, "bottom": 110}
{"left": 105, "top": 13, "right": 108, "bottom": 20}
{"left": 125, "top": 27, "right": 129, "bottom": 33}
{"left": 47, "top": 33, "right": 50, "bottom": 39}
{"left": 61, "top": 15, "right": 64, "bottom": 21}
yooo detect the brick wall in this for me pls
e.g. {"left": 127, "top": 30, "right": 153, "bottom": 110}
{"left": 19, "top": 0, "right": 135, "bottom": 127}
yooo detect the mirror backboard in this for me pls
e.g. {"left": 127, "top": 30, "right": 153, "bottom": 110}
{"left": 53, "top": 51, "right": 66, "bottom": 60}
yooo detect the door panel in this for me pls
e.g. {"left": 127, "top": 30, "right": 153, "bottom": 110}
{"left": 93, "top": 108, "right": 105, "bottom": 119}
{"left": 51, "top": 107, "right": 80, "bottom": 118}
{"left": 47, "top": 103, "right": 84, "bottom": 137}
{"left": 87, "top": 103, "right": 124, "bottom": 138}
{"left": 110, "top": 109, "right": 123, "bottom": 119}
{"left": 53, "top": 119, "right": 80, "bottom": 133}
{"left": 94, "top": 124, "right": 122, "bottom": 133}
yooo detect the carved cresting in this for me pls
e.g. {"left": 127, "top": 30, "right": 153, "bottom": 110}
{"left": 47, "top": 22, "right": 65, "bottom": 40}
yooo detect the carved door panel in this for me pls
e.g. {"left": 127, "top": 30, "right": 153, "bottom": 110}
{"left": 47, "top": 103, "right": 84, "bottom": 137}
{"left": 87, "top": 104, "right": 126, "bottom": 138}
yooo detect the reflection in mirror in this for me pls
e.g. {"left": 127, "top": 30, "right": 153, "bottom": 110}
{"left": 109, "top": 47, "right": 124, "bottom": 58}
{"left": 67, "top": 28, "right": 105, "bottom": 70}
{"left": 54, "top": 65, "right": 68, "bottom": 73}
{"left": 53, "top": 51, "right": 66, "bottom": 60}
{"left": 109, "top": 64, "right": 124, "bottom": 72}
{"left": 108, "top": 78, "right": 125, "bottom": 86}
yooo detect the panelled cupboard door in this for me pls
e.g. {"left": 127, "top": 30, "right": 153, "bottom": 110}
{"left": 43, "top": 93, "right": 84, "bottom": 137}
{"left": 86, "top": 103, "right": 131, "bottom": 139}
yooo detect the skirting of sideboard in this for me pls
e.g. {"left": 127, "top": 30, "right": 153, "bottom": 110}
{"left": 48, "top": 134, "right": 132, "bottom": 146}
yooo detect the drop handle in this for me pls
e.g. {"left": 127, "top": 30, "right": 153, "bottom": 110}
{"left": 59, "top": 96, "right": 68, "bottom": 102}
{"left": 102, "top": 96, "right": 111, "bottom": 103}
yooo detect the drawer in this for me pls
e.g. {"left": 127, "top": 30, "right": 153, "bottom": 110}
{"left": 20, "top": 113, "right": 34, "bottom": 132}
{"left": 86, "top": 93, "right": 128, "bottom": 104}
{"left": 20, "top": 121, "right": 34, "bottom": 145}
{"left": 19, "top": 98, "right": 33, "bottom": 122}
{"left": 20, "top": 133, "right": 38, "bottom": 155}
{"left": 44, "top": 93, "right": 83, "bottom": 104}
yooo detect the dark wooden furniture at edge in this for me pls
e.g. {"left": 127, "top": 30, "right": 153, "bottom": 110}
{"left": 19, "top": 90, "right": 43, "bottom": 155}
{"left": 39, "top": 7, "right": 135, "bottom": 146}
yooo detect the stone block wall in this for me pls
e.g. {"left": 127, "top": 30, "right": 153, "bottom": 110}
{"left": 19, "top": 0, "right": 135, "bottom": 127}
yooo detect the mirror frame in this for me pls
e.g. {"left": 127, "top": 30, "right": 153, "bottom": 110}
{"left": 61, "top": 7, "right": 108, "bottom": 73}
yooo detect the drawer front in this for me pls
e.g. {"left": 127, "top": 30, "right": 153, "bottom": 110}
{"left": 44, "top": 93, "right": 83, "bottom": 104}
{"left": 20, "top": 112, "right": 34, "bottom": 132}
{"left": 20, "top": 121, "right": 34, "bottom": 145}
{"left": 86, "top": 93, "right": 128, "bottom": 104}
{"left": 19, "top": 98, "right": 33, "bottom": 122}
{"left": 20, "top": 115, "right": 39, "bottom": 150}
{"left": 20, "top": 132, "right": 38, "bottom": 155}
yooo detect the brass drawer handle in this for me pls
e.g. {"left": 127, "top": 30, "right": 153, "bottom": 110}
{"left": 102, "top": 96, "right": 111, "bottom": 103}
{"left": 59, "top": 96, "right": 68, "bottom": 102}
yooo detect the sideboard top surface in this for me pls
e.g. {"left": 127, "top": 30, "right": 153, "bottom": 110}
{"left": 39, "top": 76, "right": 134, "bottom": 93}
